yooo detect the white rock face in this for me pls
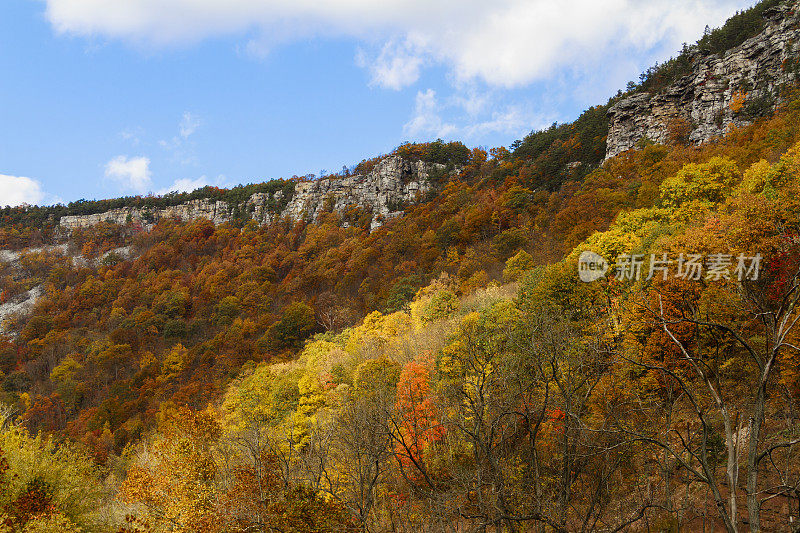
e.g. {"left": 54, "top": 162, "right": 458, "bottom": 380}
{"left": 60, "top": 199, "right": 232, "bottom": 230}
{"left": 0, "top": 244, "right": 68, "bottom": 262}
{"left": 606, "top": 2, "right": 800, "bottom": 159}
{"left": 0, "top": 245, "right": 68, "bottom": 334}
{"left": 59, "top": 155, "right": 444, "bottom": 232}
{"left": 0, "top": 243, "right": 139, "bottom": 334}
{"left": 280, "top": 156, "right": 437, "bottom": 230}
{"left": 0, "top": 286, "right": 43, "bottom": 335}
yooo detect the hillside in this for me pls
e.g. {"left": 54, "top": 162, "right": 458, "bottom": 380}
{"left": 1, "top": 1, "right": 800, "bottom": 532}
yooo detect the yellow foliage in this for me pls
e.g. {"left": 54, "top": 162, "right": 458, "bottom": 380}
{"left": 343, "top": 310, "right": 412, "bottom": 353}
{"left": 138, "top": 350, "right": 158, "bottom": 372}
{"left": 161, "top": 343, "right": 189, "bottom": 380}
{"left": 410, "top": 289, "right": 459, "bottom": 326}
{"left": 21, "top": 512, "right": 83, "bottom": 533}
{"left": 118, "top": 408, "right": 222, "bottom": 533}
{"left": 570, "top": 207, "right": 670, "bottom": 263}
{"left": 503, "top": 250, "right": 535, "bottom": 282}
{"left": 738, "top": 141, "right": 800, "bottom": 196}
{"left": 49, "top": 356, "right": 82, "bottom": 385}
{"left": 660, "top": 157, "right": 741, "bottom": 212}
{"left": 0, "top": 427, "right": 108, "bottom": 529}
{"left": 222, "top": 363, "right": 301, "bottom": 437}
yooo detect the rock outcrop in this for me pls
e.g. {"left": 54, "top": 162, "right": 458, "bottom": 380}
{"left": 60, "top": 199, "right": 232, "bottom": 230}
{"left": 0, "top": 286, "right": 43, "bottom": 336}
{"left": 279, "top": 157, "right": 437, "bottom": 231}
{"left": 606, "top": 2, "right": 800, "bottom": 159}
{"left": 59, "top": 155, "right": 443, "bottom": 232}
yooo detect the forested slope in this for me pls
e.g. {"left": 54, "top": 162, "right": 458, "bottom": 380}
{"left": 2, "top": 2, "right": 800, "bottom": 531}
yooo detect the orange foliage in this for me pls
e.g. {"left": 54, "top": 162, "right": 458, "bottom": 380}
{"left": 394, "top": 354, "right": 444, "bottom": 482}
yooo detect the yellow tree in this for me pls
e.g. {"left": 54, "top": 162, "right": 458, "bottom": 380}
{"left": 118, "top": 406, "right": 223, "bottom": 533}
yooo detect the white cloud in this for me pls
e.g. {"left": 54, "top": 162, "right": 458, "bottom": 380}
{"left": 358, "top": 39, "right": 425, "bottom": 90}
{"left": 104, "top": 155, "right": 152, "bottom": 193}
{"left": 44, "top": 0, "right": 751, "bottom": 87}
{"left": 179, "top": 112, "right": 200, "bottom": 139}
{"left": 120, "top": 127, "right": 144, "bottom": 146}
{"left": 403, "top": 88, "right": 549, "bottom": 141}
{"left": 159, "top": 112, "right": 201, "bottom": 166}
{"left": 243, "top": 38, "right": 271, "bottom": 60}
{"left": 403, "top": 89, "right": 457, "bottom": 139}
{"left": 452, "top": 87, "right": 491, "bottom": 118}
{"left": 157, "top": 176, "right": 210, "bottom": 195}
{"left": 463, "top": 107, "right": 528, "bottom": 139}
{"left": 0, "top": 174, "right": 45, "bottom": 207}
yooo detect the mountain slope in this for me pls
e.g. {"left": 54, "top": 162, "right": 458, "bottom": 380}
{"left": 2, "top": 1, "right": 800, "bottom": 531}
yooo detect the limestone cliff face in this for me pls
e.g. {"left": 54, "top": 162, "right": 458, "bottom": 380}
{"left": 59, "top": 199, "right": 232, "bottom": 229}
{"left": 278, "top": 156, "right": 437, "bottom": 230}
{"left": 60, "top": 155, "right": 443, "bottom": 231}
{"left": 605, "top": 2, "right": 800, "bottom": 159}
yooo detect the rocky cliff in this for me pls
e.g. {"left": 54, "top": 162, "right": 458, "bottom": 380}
{"left": 60, "top": 155, "right": 443, "bottom": 232}
{"left": 605, "top": 1, "right": 800, "bottom": 159}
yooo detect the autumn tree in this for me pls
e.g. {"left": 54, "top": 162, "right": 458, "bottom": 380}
{"left": 118, "top": 406, "right": 223, "bottom": 532}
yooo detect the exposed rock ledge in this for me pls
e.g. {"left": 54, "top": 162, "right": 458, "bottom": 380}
{"left": 60, "top": 156, "right": 444, "bottom": 232}
{"left": 0, "top": 286, "right": 43, "bottom": 337}
{"left": 606, "top": 1, "right": 800, "bottom": 159}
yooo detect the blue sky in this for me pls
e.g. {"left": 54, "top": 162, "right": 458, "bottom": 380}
{"left": 0, "top": 0, "right": 753, "bottom": 206}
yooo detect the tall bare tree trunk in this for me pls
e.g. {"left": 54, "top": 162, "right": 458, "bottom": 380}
{"left": 746, "top": 384, "right": 767, "bottom": 533}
